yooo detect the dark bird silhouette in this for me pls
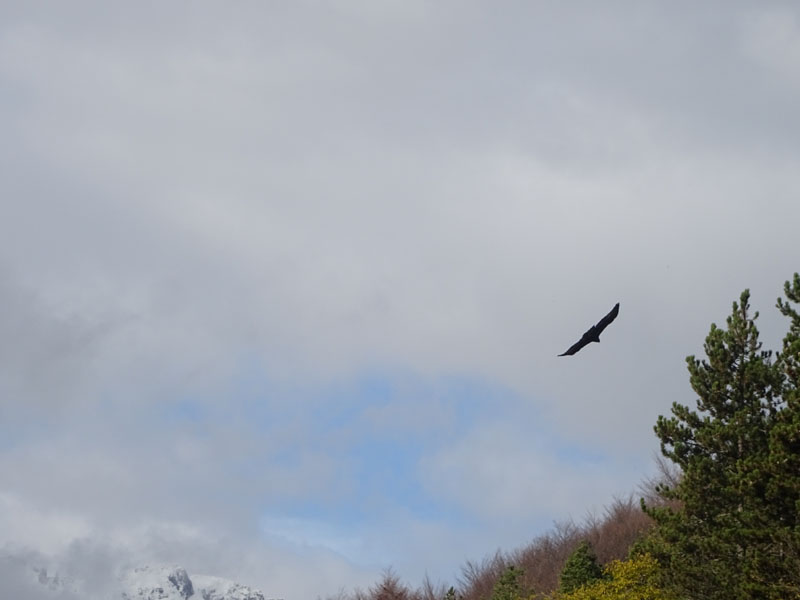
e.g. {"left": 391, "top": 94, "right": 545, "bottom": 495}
{"left": 558, "top": 302, "right": 620, "bottom": 356}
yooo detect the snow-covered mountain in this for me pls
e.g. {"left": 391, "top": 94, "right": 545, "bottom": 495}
{"left": 12, "top": 560, "right": 275, "bottom": 600}
{"left": 120, "top": 566, "right": 269, "bottom": 600}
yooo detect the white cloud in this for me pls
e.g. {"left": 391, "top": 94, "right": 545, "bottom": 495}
{"left": 0, "top": 493, "right": 91, "bottom": 556}
{"left": 742, "top": 7, "right": 800, "bottom": 89}
{"left": 420, "top": 421, "right": 638, "bottom": 524}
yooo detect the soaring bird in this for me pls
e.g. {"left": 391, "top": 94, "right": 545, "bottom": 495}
{"left": 558, "top": 303, "right": 620, "bottom": 356}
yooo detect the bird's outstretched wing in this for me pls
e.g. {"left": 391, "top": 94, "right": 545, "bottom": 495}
{"left": 558, "top": 336, "right": 591, "bottom": 356}
{"left": 558, "top": 302, "right": 620, "bottom": 356}
{"left": 593, "top": 302, "right": 620, "bottom": 335}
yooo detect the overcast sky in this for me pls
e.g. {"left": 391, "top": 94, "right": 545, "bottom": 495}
{"left": 2, "top": 2, "right": 800, "bottom": 598}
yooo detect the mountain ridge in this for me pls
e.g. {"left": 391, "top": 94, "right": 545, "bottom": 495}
{"left": 13, "top": 560, "right": 276, "bottom": 600}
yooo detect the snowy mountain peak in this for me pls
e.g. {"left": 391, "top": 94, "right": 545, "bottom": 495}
{"left": 193, "top": 574, "right": 268, "bottom": 600}
{"left": 121, "top": 565, "right": 195, "bottom": 600}
{"left": 10, "top": 559, "right": 274, "bottom": 600}
{"left": 118, "top": 565, "right": 268, "bottom": 600}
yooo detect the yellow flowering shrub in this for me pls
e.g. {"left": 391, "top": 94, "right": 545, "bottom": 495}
{"left": 551, "top": 554, "right": 676, "bottom": 600}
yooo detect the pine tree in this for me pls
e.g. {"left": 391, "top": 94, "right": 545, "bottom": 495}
{"left": 558, "top": 541, "right": 603, "bottom": 594}
{"left": 643, "top": 290, "right": 784, "bottom": 599}
{"left": 491, "top": 566, "right": 524, "bottom": 600}
{"left": 765, "top": 273, "right": 800, "bottom": 596}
